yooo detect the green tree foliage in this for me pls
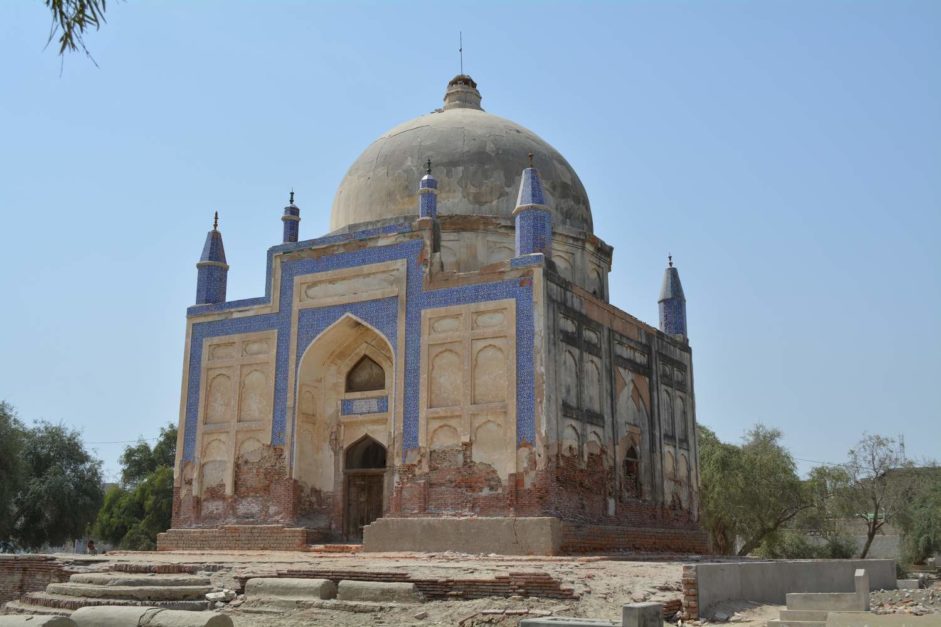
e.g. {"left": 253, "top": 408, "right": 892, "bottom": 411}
{"left": 0, "top": 403, "right": 27, "bottom": 542}
{"left": 12, "top": 421, "right": 104, "bottom": 549}
{"left": 93, "top": 424, "right": 176, "bottom": 550}
{"left": 699, "top": 424, "right": 810, "bottom": 556}
{"left": 896, "top": 468, "right": 941, "bottom": 564}
{"left": 830, "top": 434, "right": 916, "bottom": 558}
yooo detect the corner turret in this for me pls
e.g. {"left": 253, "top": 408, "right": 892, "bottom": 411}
{"left": 418, "top": 159, "right": 438, "bottom": 218}
{"left": 658, "top": 255, "right": 687, "bottom": 338}
{"left": 282, "top": 191, "right": 300, "bottom": 243}
{"left": 513, "top": 154, "right": 553, "bottom": 258}
{"left": 195, "top": 212, "right": 228, "bottom": 305}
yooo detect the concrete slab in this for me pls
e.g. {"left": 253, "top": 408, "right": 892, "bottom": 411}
{"left": 622, "top": 602, "right": 663, "bottom": 627}
{"left": 897, "top": 580, "right": 920, "bottom": 590}
{"left": 363, "top": 517, "right": 561, "bottom": 555}
{"left": 69, "top": 573, "right": 211, "bottom": 587}
{"left": 70, "top": 607, "right": 232, "bottom": 627}
{"left": 244, "top": 578, "right": 337, "bottom": 601}
{"left": 336, "top": 581, "right": 422, "bottom": 604}
{"left": 519, "top": 619, "right": 617, "bottom": 626}
{"left": 45, "top": 583, "right": 213, "bottom": 601}
{"left": 786, "top": 593, "right": 859, "bottom": 611}
{"left": 0, "top": 617, "right": 75, "bottom": 626}
{"left": 780, "top": 610, "right": 830, "bottom": 621}
{"left": 827, "top": 612, "right": 941, "bottom": 627}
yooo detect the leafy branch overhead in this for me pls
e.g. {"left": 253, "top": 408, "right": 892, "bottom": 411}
{"left": 44, "top": 0, "right": 109, "bottom": 59}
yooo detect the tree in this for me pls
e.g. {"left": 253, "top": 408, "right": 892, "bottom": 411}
{"left": 11, "top": 421, "right": 104, "bottom": 549}
{"left": 43, "top": 0, "right": 109, "bottom": 59}
{"left": 93, "top": 424, "right": 176, "bottom": 550}
{"left": 897, "top": 468, "right": 941, "bottom": 564}
{"left": 834, "top": 434, "right": 916, "bottom": 559}
{"left": 0, "top": 403, "right": 27, "bottom": 543}
{"left": 699, "top": 424, "right": 811, "bottom": 556}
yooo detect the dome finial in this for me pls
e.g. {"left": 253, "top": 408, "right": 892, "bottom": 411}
{"left": 528, "top": 152, "right": 534, "bottom": 168}
{"left": 213, "top": 211, "right": 219, "bottom": 231}
{"left": 425, "top": 158, "right": 432, "bottom": 175}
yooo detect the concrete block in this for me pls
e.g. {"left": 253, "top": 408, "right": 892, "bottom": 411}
{"left": 46, "top": 582, "right": 213, "bottom": 601}
{"left": 780, "top": 610, "right": 830, "bottom": 621}
{"left": 70, "top": 607, "right": 232, "bottom": 627}
{"left": 827, "top": 612, "right": 941, "bottom": 627}
{"left": 897, "top": 579, "right": 920, "bottom": 590}
{"left": 855, "top": 569, "right": 870, "bottom": 611}
{"left": 622, "top": 602, "right": 663, "bottom": 627}
{"left": 519, "top": 619, "right": 617, "bottom": 626}
{"left": 0, "top": 617, "right": 75, "bottom": 626}
{"left": 362, "top": 517, "right": 561, "bottom": 555}
{"left": 786, "top": 593, "right": 859, "bottom": 611}
{"left": 244, "top": 577, "right": 337, "bottom": 601}
{"left": 336, "top": 580, "right": 422, "bottom": 604}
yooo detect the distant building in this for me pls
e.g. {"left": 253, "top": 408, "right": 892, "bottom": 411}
{"left": 165, "top": 76, "right": 705, "bottom": 553}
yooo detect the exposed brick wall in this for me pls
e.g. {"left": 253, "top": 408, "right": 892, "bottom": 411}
{"left": 156, "top": 525, "right": 310, "bottom": 551}
{"left": 0, "top": 555, "right": 70, "bottom": 605}
{"left": 681, "top": 563, "right": 699, "bottom": 619}
{"left": 561, "top": 523, "right": 709, "bottom": 555}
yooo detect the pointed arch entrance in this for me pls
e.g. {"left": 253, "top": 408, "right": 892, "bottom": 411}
{"left": 294, "top": 314, "right": 393, "bottom": 540}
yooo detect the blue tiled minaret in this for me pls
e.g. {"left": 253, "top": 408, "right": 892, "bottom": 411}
{"left": 195, "top": 212, "right": 229, "bottom": 305}
{"left": 282, "top": 191, "right": 300, "bottom": 243}
{"left": 658, "top": 255, "right": 687, "bottom": 338}
{"left": 513, "top": 154, "right": 552, "bottom": 258}
{"left": 418, "top": 159, "right": 438, "bottom": 218}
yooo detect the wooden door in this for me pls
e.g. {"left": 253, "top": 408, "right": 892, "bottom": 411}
{"left": 345, "top": 472, "right": 384, "bottom": 541}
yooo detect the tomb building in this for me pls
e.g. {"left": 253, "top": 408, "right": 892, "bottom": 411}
{"left": 164, "top": 75, "right": 706, "bottom": 553}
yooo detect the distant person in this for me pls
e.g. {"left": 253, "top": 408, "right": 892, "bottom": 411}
{"left": 86, "top": 540, "right": 97, "bottom": 555}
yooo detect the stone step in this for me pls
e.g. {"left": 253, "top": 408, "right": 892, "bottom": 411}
{"left": 308, "top": 544, "right": 362, "bottom": 553}
{"left": 779, "top": 610, "right": 829, "bottom": 622}
{"left": 3, "top": 600, "right": 73, "bottom": 616}
{"left": 46, "top": 582, "right": 213, "bottom": 601}
{"left": 69, "top": 572, "right": 212, "bottom": 587}
{"left": 19, "top": 591, "right": 211, "bottom": 613}
{"left": 766, "top": 620, "right": 826, "bottom": 627}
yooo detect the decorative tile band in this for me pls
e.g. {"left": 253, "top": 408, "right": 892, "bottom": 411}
{"left": 341, "top": 396, "right": 389, "bottom": 415}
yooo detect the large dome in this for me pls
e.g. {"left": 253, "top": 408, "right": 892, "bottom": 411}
{"left": 330, "top": 76, "right": 592, "bottom": 233}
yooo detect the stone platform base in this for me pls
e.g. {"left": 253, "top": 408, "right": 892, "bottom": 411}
{"left": 363, "top": 517, "right": 562, "bottom": 555}
{"left": 156, "top": 525, "right": 312, "bottom": 551}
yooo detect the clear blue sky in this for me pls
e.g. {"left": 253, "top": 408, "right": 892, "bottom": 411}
{"left": 1, "top": 1, "right": 938, "bottom": 481}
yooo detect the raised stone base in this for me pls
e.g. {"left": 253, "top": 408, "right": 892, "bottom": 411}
{"left": 362, "top": 517, "right": 562, "bottom": 555}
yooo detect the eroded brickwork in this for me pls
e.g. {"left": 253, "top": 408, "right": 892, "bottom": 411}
{"left": 0, "top": 556, "right": 71, "bottom": 605}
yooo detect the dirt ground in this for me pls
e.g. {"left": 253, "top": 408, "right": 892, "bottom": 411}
{"left": 74, "top": 550, "right": 785, "bottom": 626}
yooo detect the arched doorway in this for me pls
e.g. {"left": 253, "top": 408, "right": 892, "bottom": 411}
{"left": 344, "top": 435, "right": 387, "bottom": 540}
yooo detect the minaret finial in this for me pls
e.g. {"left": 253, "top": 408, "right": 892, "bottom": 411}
{"left": 528, "top": 152, "right": 534, "bottom": 168}
{"left": 425, "top": 158, "right": 432, "bottom": 175}
{"left": 289, "top": 189, "right": 295, "bottom": 205}
{"left": 213, "top": 211, "right": 219, "bottom": 231}
{"left": 668, "top": 253, "right": 673, "bottom": 268}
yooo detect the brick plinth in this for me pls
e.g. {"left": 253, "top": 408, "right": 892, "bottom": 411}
{"left": 0, "top": 555, "right": 71, "bottom": 605}
{"left": 561, "top": 523, "right": 709, "bottom": 555}
{"left": 156, "top": 524, "right": 311, "bottom": 551}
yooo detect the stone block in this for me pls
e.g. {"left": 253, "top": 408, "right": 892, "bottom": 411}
{"left": 622, "top": 602, "right": 663, "bottom": 627}
{"left": 786, "top": 593, "right": 859, "bottom": 611}
{"left": 244, "top": 577, "right": 337, "bottom": 601}
{"left": 897, "top": 579, "right": 920, "bottom": 590}
{"left": 70, "top": 607, "right": 232, "bottom": 627}
{"left": 0, "top": 617, "right": 75, "bottom": 627}
{"left": 336, "top": 580, "right": 422, "bottom": 604}
{"left": 362, "top": 517, "right": 561, "bottom": 555}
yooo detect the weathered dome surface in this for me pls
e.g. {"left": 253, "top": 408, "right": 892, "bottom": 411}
{"left": 330, "top": 77, "right": 592, "bottom": 233}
